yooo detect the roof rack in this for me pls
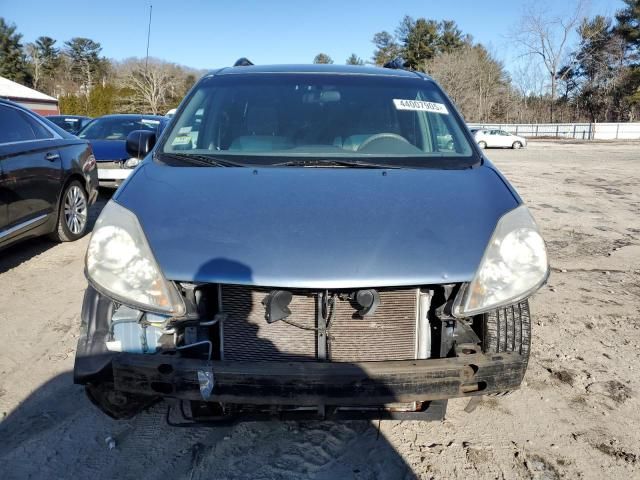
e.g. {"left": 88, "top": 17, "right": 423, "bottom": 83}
{"left": 383, "top": 57, "right": 408, "bottom": 70}
{"left": 233, "top": 57, "right": 254, "bottom": 67}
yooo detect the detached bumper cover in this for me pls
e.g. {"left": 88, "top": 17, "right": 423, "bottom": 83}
{"left": 110, "top": 352, "right": 526, "bottom": 405}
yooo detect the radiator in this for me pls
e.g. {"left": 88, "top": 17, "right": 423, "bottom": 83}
{"left": 221, "top": 286, "right": 418, "bottom": 362}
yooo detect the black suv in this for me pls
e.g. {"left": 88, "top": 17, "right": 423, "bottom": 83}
{"left": 0, "top": 100, "right": 98, "bottom": 249}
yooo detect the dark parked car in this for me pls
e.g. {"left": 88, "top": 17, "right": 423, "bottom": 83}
{"left": 77, "top": 114, "right": 168, "bottom": 187}
{"left": 0, "top": 100, "right": 98, "bottom": 249}
{"left": 47, "top": 115, "right": 92, "bottom": 135}
{"left": 75, "top": 63, "right": 548, "bottom": 422}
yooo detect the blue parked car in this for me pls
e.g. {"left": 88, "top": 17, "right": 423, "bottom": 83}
{"left": 75, "top": 62, "right": 549, "bottom": 422}
{"left": 46, "top": 115, "right": 93, "bottom": 135}
{"left": 77, "top": 114, "right": 168, "bottom": 188}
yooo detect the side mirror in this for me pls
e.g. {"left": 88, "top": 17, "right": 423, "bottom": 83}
{"left": 126, "top": 130, "right": 157, "bottom": 159}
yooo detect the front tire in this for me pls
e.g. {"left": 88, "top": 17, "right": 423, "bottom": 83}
{"left": 50, "top": 180, "right": 89, "bottom": 242}
{"left": 512, "top": 141, "right": 522, "bottom": 149}
{"left": 482, "top": 300, "right": 531, "bottom": 396}
{"left": 483, "top": 300, "right": 531, "bottom": 356}
{"left": 478, "top": 141, "right": 487, "bottom": 149}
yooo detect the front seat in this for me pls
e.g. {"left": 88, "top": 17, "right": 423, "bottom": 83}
{"left": 229, "top": 106, "right": 292, "bottom": 152}
{"left": 340, "top": 104, "right": 396, "bottom": 151}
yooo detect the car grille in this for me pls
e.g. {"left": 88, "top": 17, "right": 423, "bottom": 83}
{"left": 221, "top": 285, "right": 418, "bottom": 362}
{"left": 97, "top": 160, "right": 124, "bottom": 169}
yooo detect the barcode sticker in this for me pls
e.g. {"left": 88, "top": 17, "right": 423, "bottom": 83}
{"left": 393, "top": 99, "right": 449, "bottom": 114}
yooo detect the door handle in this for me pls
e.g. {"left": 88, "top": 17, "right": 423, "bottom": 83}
{"left": 45, "top": 152, "right": 60, "bottom": 161}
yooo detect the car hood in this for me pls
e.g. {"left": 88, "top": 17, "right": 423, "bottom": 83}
{"left": 88, "top": 140, "right": 129, "bottom": 162}
{"left": 115, "top": 161, "right": 519, "bottom": 288}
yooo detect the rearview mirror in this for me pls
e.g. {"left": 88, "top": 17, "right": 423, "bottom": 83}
{"left": 126, "top": 130, "right": 157, "bottom": 159}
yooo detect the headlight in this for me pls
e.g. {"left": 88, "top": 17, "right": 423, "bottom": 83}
{"left": 86, "top": 201, "right": 185, "bottom": 315}
{"left": 124, "top": 158, "right": 140, "bottom": 168}
{"left": 453, "top": 205, "right": 548, "bottom": 317}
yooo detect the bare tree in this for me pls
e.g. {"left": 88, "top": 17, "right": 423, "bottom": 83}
{"left": 510, "top": 59, "right": 548, "bottom": 122}
{"left": 25, "top": 43, "right": 42, "bottom": 89}
{"left": 119, "top": 58, "right": 180, "bottom": 114}
{"left": 512, "top": 1, "right": 588, "bottom": 121}
{"left": 427, "top": 45, "right": 509, "bottom": 122}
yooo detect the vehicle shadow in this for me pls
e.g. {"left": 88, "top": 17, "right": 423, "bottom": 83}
{"left": 0, "top": 370, "right": 416, "bottom": 479}
{"left": 0, "top": 189, "right": 112, "bottom": 275}
{"left": 1, "top": 257, "right": 421, "bottom": 479}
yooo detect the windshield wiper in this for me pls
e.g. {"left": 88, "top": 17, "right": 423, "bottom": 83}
{"left": 270, "top": 158, "right": 403, "bottom": 169}
{"left": 156, "top": 152, "right": 247, "bottom": 167}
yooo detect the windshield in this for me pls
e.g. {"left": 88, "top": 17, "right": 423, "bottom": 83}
{"left": 78, "top": 117, "right": 162, "bottom": 140}
{"left": 48, "top": 117, "right": 79, "bottom": 131}
{"left": 161, "top": 73, "right": 474, "bottom": 167}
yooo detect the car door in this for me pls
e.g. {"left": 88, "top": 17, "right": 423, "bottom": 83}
{"left": 0, "top": 104, "right": 62, "bottom": 231}
{"left": 499, "top": 130, "right": 512, "bottom": 147}
{"left": 486, "top": 130, "right": 499, "bottom": 147}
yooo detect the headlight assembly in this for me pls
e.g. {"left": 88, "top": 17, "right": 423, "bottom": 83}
{"left": 453, "top": 205, "right": 548, "bottom": 317}
{"left": 86, "top": 201, "right": 185, "bottom": 315}
{"left": 124, "top": 158, "right": 141, "bottom": 168}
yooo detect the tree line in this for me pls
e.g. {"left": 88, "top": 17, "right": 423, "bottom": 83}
{"left": 0, "top": 18, "right": 201, "bottom": 116}
{"left": 1, "top": 0, "right": 638, "bottom": 122}
{"left": 314, "top": 1, "right": 639, "bottom": 123}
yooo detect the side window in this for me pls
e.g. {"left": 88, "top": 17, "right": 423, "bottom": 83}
{"left": 20, "top": 112, "right": 54, "bottom": 140}
{"left": 431, "top": 113, "right": 454, "bottom": 151}
{"left": 0, "top": 105, "right": 37, "bottom": 144}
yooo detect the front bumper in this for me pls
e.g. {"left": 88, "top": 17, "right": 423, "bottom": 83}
{"left": 97, "top": 165, "right": 132, "bottom": 187}
{"left": 74, "top": 286, "right": 528, "bottom": 419}
{"left": 105, "top": 351, "right": 526, "bottom": 405}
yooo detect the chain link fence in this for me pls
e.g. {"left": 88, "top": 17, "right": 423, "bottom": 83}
{"left": 467, "top": 123, "right": 640, "bottom": 140}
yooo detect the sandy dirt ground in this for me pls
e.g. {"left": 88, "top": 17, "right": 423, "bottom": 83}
{"left": 1, "top": 142, "right": 639, "bottom": 479}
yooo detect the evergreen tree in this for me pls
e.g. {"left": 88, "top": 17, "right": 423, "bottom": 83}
{"left": 438, "top": 20, "right": 469, "bottom": 54}
{"left": 36, "top": 37, "right": 60, "bottom": 80}
{"left": 615, "top": 0, "right": 640, "bottom": 50}
{"left": 373, "top": 17, "right": 468, "bottom": 69}
{"left": 0, "top": 18, "right": 28, "bottom": 83}
{"left": 402, "top": 18, "right": 440, "bottom": 69}
{"left": 313, "top": 53, "right": 333, "bottom": 64}
{"left": 345, "top": 53, "right": 364, "bottom": 65}
{"left": 64, "top": 37, "right": 103, "bottom": 94}
{"left": 371, "top": 31, "right": 400, "bottom": 65}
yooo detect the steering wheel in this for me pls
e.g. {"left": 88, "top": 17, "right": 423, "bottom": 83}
{"left": 357, "top": 133, "right": 410, "bottom": 151}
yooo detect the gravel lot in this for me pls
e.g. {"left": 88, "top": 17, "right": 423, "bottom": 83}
{"left": 1, "top": 142, "right": 639, "bottom": 479}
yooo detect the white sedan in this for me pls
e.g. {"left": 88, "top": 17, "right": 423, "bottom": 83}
{"left": 471, "top": 128, "right": 527, "bottom": 149}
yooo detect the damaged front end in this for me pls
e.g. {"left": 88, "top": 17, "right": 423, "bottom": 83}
{"left": 76, "top": 193, "right": 544, "bottom": 422}
{"left": 74, "top": 280, "right": 530, "bottom": 422}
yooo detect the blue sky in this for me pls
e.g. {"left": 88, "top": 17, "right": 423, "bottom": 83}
{"left": 2, "top": 0, "right": 625, "bottom": 72}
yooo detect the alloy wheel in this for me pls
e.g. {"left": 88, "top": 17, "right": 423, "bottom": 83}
{"left": 64, "top": 186, "right": 87, "bottom": 235}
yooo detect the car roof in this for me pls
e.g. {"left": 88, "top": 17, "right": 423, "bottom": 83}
{"left": 0, "top": 97, "right": 32, "bottom": 111}
{"left": 207, "top": 64, "right": 432, "bottom": 80}
{"left": 48, "top": 114, "right": 91, "bottom": 118}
